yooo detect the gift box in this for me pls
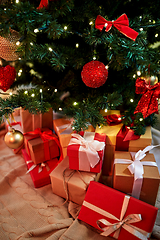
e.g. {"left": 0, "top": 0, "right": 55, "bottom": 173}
{"left": 5, "top": 115, "right": 23, "bottom": 133}
{"left": 24, "top": 128, "right": 60, "bottom": 165}
{"left": 50, "top": 156, "right": 101, "bottom": 205}
{"left": 113, "top": 150, "right": 160, "bottom": 206}
{"left": 20, "top": 108, "right": 53, "bottom": 133}
{"left": 53, "top": 118, "right": 95, "bottom": 159}
{"left": 67, "top": 132, "right": 106, "bottom": 173}
{"left": 96, "top": 123, "right": 152, "bottom": 176}
{"left": 78, "top": 181, "right": 158, "bottom": 240}
{"left": 22, "top": 149, "right": 59, "bottom": 188}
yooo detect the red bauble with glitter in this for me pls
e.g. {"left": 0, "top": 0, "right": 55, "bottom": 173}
{"left": 0, "top": 65, "right": 16, "bottom": 92}
{"left": 81, "top": 60, "right": 108, "bottom": 88}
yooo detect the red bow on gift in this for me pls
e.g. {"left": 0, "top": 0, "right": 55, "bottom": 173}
{"left": 104, "top": 114, "right": 122, "bottom": 125}
{"left": 95, "top": 14, "right": 139, "bottom": 41}
{"left": 134, "top": 78, "right": 160, "bottom": 119}
{"left": 24, "top": 128, "right": 61, "bottom": 161}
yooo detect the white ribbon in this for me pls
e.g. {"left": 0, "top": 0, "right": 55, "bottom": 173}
{"left": 26, "top": 161, "right": 50, "bottom": 174}
{"left": 114, "top": 144, "right": 160, "bottom": 199}
{"left": 68, "top": 132, "right": 105, "bottom": 171}
{"left": 56, "top": 123, "right": 73, "bottom": 135}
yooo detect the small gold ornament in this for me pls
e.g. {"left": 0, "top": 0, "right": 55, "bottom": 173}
{"left": 4, "top": 127, "right": 24, "bottom": 149}
{"left": 144, "top": 76, "right": 158, "bottom": 85}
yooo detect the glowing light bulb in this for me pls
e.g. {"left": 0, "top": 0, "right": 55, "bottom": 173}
{"left": 31, "top": 93, "right": 35, "bottom": 97}
{"left": 93, "top": 56, "right": 96, "bottom": 60}
{"left": 139, "top": 118, "right": 143, "bottom": 121}
{"left": 140, "top": 28, "right": 143, "bottom": 31}
{"left": 130, "top": 99, "right": 134, "bottom": 102}
{"left": 73, "top": 102, "right": 78, "bottom": 106}
{"left": 24, "top": 91, "right": 28, "bottom": 94}
{"left": 76, "top": 43, "right": 79, "bottom": 48}
{"left": 155, "top": 33, "right": 158, "bottom": 37}
{"left": 54, "top": 89, "right": 57, "bottom": 92}
{"left": 105, "top": 65, "right": 108, "bottom": 69}
{"left": 40, "top": 89, "right": 42, "bottom": 93}
{"left": 133, "top": 74, "right": 136, "bottom": 78}
{"left": 15, "top": 0, "right": 19, "bottom": 3}
{"left": 89, "top": 21, "right": 93, "bottom": 25}
{"left": 16, "top": 41, "right": 20, "bottom": 46}
{"left": 9, "top": 92, "right": 12, "bottom": 95}
{"left": 104, "top": 109, "right": 108, "bottom": 112}
{"left": 137, "top": 71, "right": 141, "bottom": 76}
{"left": 64, "top": 26, "right": 67, "bottom": 30}
{"left": 59, "top": 107, "right": 62, "bottom": 111}
{"left": 30, "top": 42, "right": 33, "bottom": 46}
{"left": 48, "top": 47, "right": 52, "bottom": 51}
{"left": 34, "top": 29, "right": 39, "bottom": 33}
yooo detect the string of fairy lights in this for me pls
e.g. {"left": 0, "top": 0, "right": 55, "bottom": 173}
{"left": 1, "top": 0, "right": 160, "bottom": 125}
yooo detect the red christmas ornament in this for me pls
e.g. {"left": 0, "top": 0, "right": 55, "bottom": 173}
{"left": 81, "top": 61, "right": 108, "bottom": 88}
{"left": 0, "top": 65, "right": 16, "bottom": 92}
{"left": 134, "top": 77, "right": 160, "bottom": 118}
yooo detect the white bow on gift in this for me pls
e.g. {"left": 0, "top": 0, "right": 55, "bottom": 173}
{"left": 114, "top": 144, "right": 160, "bottom": 199}
{"left": 68, "top": 133, "right": 105, "bottom": 170}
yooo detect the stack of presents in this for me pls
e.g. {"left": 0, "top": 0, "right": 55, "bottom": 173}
{"left": 3, "top": 108, "right": 160, "bottom": 239}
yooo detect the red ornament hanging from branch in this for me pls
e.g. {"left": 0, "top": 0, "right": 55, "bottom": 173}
{"left": 81, "top": 60, "right": 108, "bottom": 88}
{"left": 0, "top": 65, "right": 16, "bottom": 92}
{"left": 134, "top": 77, "right": 160, "bottom": 118}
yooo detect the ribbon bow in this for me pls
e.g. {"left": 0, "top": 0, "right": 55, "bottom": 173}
{"left": 134, "top": 77, "right": 160, "bottom": 118}
{"left": 26, "top": 161, "right": 50, "bottom": 174}
{"left": 68, "top": 133, "right": 105, "bottom": 169}
{"left": 95, "top": 14, "right": 139, "bottom": 41}
{"left": 83, "top": 195, "right": 150, "bottom": 239}
{"left": 37, "top": 0, "right": 49, "bottom": 9}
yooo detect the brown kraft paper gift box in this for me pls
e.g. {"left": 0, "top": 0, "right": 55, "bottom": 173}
{"left": 113, "top": 151, "right": 160, "bottom": 206}
{"left": 50, "top": 156, "right": 101, "bottom": 205}
{"left": 24, "top": 130, "right": 60, "bottom": 165}
{"left": 53, "top": 118, "right": 95, "bottom": 159}
{"left": 20, "top": 108, "right": 53, "bottom": 133}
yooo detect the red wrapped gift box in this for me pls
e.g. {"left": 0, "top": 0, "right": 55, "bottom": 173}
{"left": 67, "top": 132, "right": 106, "bottom": 173}
{"left": 78, "top": 181, "right": 158, "bottom": 240}
{"left": 22, "top": 149, "right": 59, "bottom": 188}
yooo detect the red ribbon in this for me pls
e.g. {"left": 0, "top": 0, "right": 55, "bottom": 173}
{"left": 9, "top": 121, "right": 21, "bottom": 126}
{"left": 95, "top": 14, "right": 139, "bottom": 41}
{"left": 104, "top": 114, "right": 140, "bottom": 150}
{"left": 37, "top": 0, "right": 49, "bottom": 9}
{"left": 116, "top": 125, "right": 140, "bottom": 151}
{"left": 134, "top": 77, "right": 160, "bottom": 119}
{"left": 104, "top": 114, "right": 122, "bottom": 125}
{"left": 24, "top": 128, "right": 60, "bottom": 162}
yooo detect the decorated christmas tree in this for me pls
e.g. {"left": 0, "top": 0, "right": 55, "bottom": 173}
{"left": 0, "top": 0, "right": 160, "bottom": 134}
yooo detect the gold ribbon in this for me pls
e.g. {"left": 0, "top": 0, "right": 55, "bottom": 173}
{"left": 5, "top": 112, "right": 17, "bottom": 127}
{"left": 83, "top": 195, "right": 150, "bottom": 239}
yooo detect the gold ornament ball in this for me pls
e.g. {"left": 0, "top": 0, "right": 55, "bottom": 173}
{"left": 145, "top": 76, "right": 158, "bottom": 85}
{"left": 4, "top": 127, "right": 24, "bottom": 149}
